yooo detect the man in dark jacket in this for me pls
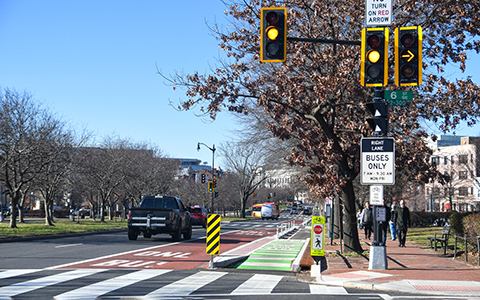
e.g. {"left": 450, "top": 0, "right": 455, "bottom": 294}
{"left": 393, "top": 200, "right": 411, "bottom": 247}
{"left": 380, "top": 199, "right": 391, "bottom": 245}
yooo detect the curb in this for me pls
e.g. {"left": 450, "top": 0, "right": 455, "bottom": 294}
{"left": 0, "top": 229, "right": 126, "bottom": 244}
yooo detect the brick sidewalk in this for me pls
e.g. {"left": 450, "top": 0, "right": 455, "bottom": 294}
{"left": 302, "top": 231, "right": 480, "bottom": 282}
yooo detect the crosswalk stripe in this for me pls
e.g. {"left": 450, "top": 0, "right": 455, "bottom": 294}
{"left": 0, "top": 269, "right": 42, "bottom": 279}
{"left": 0, "top": 269, "right": 106, "bottom": 297}
{"left": 146, "top": 271, "right": 228, "bottom": 297}
{"left": 231, "top": 274, "right": 283, "bottom": 294}
{"left": 309, "top": 284, "right": 348, "bottom": 294}
{"left": 54, "top": 269, "right": 171, "bottom": 300}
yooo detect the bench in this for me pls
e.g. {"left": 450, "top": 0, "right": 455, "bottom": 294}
{"left": 428, "top": 225, "right": 451, "bottom": 255}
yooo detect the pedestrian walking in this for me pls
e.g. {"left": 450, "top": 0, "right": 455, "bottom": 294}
{"left": 380, "top": 199, "right": 391, "bottom": 245}
{"left": 393, "top": 200, "right": 411, "bottom": 247}
{"left": 360, "top": 202, "right": 373, "bottom": 240}
{"left": 389, "top": 201, "right": 397, "bottom": 240}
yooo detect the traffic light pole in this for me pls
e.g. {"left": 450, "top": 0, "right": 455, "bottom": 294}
{"left": 368, "top": 86, "right": 388, "bottom": 270}
{"left": 287, "top": 37, "right": 361, "bottom": 46}
{"left": 198, "top": 143, "right": 216, "bottom": 213}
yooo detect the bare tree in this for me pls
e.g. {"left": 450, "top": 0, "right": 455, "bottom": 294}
{"left": 0, "top": 89, "right": 62, "bottom": 228}
{"left": 220, "top": 141, "right": 270, "bottom": 217}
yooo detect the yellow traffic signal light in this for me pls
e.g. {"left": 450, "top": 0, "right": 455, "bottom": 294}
{"left": 260, "top": 7, "right": 287, "bottom": 63}
{"left": 212, "top": 177, "right": 217, "bottom": 189}
{"left": 395, "top": 26, "right": 422, "bottom": 86}
{"left": 361, "top": 27, "right": 389, "bottom": 87}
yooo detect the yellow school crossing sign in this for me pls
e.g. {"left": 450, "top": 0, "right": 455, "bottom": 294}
{"left": 311, "top": 216, "right": 325, "bottom": 257}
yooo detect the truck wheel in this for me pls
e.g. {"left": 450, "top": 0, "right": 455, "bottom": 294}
{"left": 183, "top": 222, "right": 192, "bottom": 240}
{"left": 172, "top": 225, "right": 182, "bottom": 242}
{"left": 128, "top": 229, "right": 138, "bottom": 241}
{"left": 143, "top": 232, "right": 152, "bottom": 239}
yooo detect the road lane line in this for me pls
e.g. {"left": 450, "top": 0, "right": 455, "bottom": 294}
{"left": 54, "top": 269, "right": 171, "bottom": 300}
{"left": 55, "top": 243, "right": 83, "bottom": 248}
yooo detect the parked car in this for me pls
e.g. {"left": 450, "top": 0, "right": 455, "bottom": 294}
{"left": 189, "top": 206, "right": 208, "bottom": 228}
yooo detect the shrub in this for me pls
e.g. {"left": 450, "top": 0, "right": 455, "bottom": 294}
{"left": 409, "top": 212, "right": 453, "bottom": 228}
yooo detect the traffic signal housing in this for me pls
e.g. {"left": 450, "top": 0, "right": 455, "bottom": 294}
{"left": 395, "top": 26, "right": 422, "bottom": 86}
{"left": 361, "top": 27, "right": 389, "bottom": 87}
{"left": 208, "top": 181, "right": 214, "bottom": 193}
{"left": 212, "top": 177, "right": 217, "bottom": 189}
{"left": 260, "top": 7, "right": 287, "bottom": 63}
{"left": 201, "top": 173, "right": 206, "bottom": 184}
{"left": 366, "top": 101, "right": 388, "bottom": 133}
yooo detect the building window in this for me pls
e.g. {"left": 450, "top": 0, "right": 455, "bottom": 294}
{"left": 459, "top": 155, "right": 468, "bottom": 164}
{"left": 451, "top": 156, "right": 455, "bottom": 165}
{"left": 431, "top": 157, "right": 440, "bottom": 165}
{"left": 459, "top": 187, "right": 469, "bottom": 196}
{"left": 459, "top": 171, "right": 468, "bottom": 179}
{"left": 444, "top": 156, "right": 448, "bottom": 164}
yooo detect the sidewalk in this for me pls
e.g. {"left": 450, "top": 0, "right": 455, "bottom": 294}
{"left": 215, "top": 223, "right": 480, "bottom": 297}
{"left": 305, "top": 230, "right": 480, "bottom": 297}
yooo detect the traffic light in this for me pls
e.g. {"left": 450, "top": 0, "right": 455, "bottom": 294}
{"left": 208, "top": 181, "right": 213, "bottom": 193}
{"left": 212, "top": 177, "right": 217, "bottom": 189}
{"left": 361, "top": 27, "right": 389, "bottom": 87}
{"left": 366, "top": 101, "right": 388, "bottom": 132}
{"left": 395, "top": 26, "right": 422, "bottom": 86}
{"left": 201, "top": 173, "right": 206, "bottom": 184}
{"left": 260, "top": 7, "right": 287, "bottom": 63}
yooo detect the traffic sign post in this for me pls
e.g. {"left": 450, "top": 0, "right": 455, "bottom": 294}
{"left": 384, "top": 90, "right": 413, "bottom": 101}
{"left": 206, "top": 214, "right": 221, "bottom": 269}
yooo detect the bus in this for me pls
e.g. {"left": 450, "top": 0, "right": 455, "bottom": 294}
{"left": 252, "top": 204, "right": 263, "bottom": 217}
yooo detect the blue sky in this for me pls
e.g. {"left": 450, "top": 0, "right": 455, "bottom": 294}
{"left": 0, "top": 0, "right": 235, "bottom": 166}
{"left": 1, "top": 0, "right": 479, "bottom": 167}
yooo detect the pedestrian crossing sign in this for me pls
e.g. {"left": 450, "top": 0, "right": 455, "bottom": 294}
{"left": 311, "top": 216, "right": 325, "bottom": 257}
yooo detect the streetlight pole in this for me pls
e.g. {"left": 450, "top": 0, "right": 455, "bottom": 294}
{"left": 197, "top": 142, "right": 216, "bottom": 213}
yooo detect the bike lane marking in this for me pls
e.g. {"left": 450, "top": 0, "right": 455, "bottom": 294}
{"left": 49, "top": 227, "right": 277, "bottom": 270}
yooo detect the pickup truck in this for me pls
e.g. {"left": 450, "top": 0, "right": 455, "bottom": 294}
{"left": 127, "top": 195, "right": 192, "bottom": 242}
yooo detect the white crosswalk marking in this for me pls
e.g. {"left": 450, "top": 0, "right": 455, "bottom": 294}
{"left": 0, "top": 269, "right": 350, "bottom": 297}
{"left": 231, "top": 274, "right": 283, "bottom": 294}
{"left": 54, "top": 269, "right": 171, "bottom": 300}
{"left": 0, "top": 269, "right": 106, "bottom": 297}
{"left": 0, "top": 269, "right": 42, "bottom": 279}
{"left": 310, "top": 284, "right": 348, "bottom": 294}
{"left": 146, "top": 271, "right": 228, "bottom": 297}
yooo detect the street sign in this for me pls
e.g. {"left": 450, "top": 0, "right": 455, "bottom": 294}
{"left": 361, "top": 138, "right": 395, "bottom": 185}
{"left": 384, "top": 90, "right": 413, "bottom": 101}
{"left": 370, "top": 185, "right": 384, "bottom": 205}
{"left": 311, "top": 216, "right": 325, "bottom": 257}
{"left": 388, "top": 99, "right": 407, "bottom": 107}
{"left": 365, "top": 0, "right": 392, "bottom": 27}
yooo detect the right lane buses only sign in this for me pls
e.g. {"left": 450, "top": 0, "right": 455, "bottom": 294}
{"left": 361, "top": 137, "right": 395, "bottom": 185}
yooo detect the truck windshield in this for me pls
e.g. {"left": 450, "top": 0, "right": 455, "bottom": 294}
{"left": 140, "top": 197, "right": 178, "bottom": 209}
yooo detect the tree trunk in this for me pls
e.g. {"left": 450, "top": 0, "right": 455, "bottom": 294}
{"left": 341, "top": 180, "right": 363, "bottom": 253}
{"left": 333, "top": 193, "right": 341, "bottom": 239}
{"left": 44, "top": 202, "right": 54, "bottom": 226}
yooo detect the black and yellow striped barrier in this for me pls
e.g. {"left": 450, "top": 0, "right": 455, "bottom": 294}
{"left": 206, "top": 214, "right": 221, "bottom": 255}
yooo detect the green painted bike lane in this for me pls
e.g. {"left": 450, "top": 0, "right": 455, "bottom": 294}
{"left": 236, "top": 239, "right": 305, "bottom": 271}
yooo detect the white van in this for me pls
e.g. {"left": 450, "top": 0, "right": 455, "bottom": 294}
{"left": 261, "top": 204, "right": 279, "bottom": 220}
